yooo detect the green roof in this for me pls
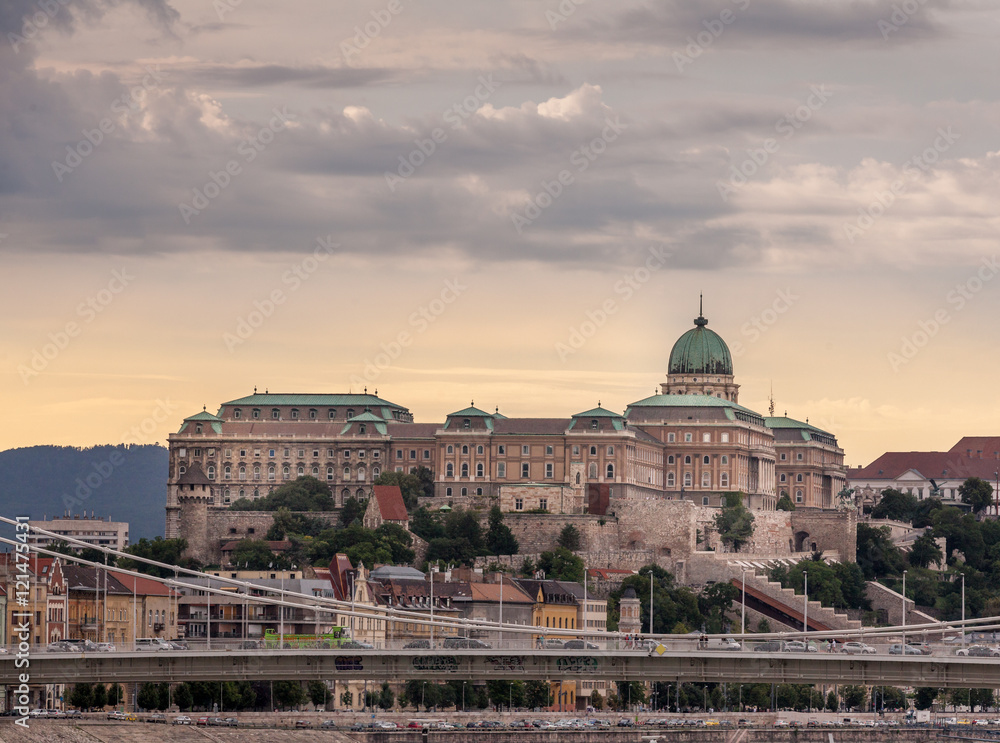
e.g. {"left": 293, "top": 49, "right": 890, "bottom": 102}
{"left": 184, "top": 410, "right": 223, "bottom": 422}
{"left": 765, "top": 416, "right": 832, "bottom": 436}
{"left": 569, "top": 406, "right": 625, "bottom": 431}
{"left": 625, "top": 394, "right": 765, "bottom": 426}
{"left": 668, "top": 314, "right": 733, "bottom": 376}
{"left": 447, "top": 406, "right": 493, "bottom": 418}
{"left": 348, "top": 411, "right": 385, "bottom": 423}
{"left": 222, "top": 392, "right": 408, "bottom": 410}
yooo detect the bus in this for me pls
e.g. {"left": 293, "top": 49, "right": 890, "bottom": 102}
{"left": 263, "top": 626, "right": 351, "bottom": 649}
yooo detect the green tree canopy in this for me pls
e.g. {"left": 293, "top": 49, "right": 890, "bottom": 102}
{"left": 961, "top": 477, "right": 995, "bottom": 514}
{"left": 856, "top": 523, "right": 906, "bottom": 580}
{"left": 557, "top": 524, "right": 582, "bottom": 551}
{"left": 230, "top": 476, "right": 335, "bottom": 511}
{"left": 714, "top": 492, "right": 755, "bottom": 552}
{"left": 871, "top": 488, "right": 919, "bottom": 522}
{"left": 229, "top": 539, "right": 292, "bottom": 570}
{"left": 118, "top": 537, "right": 198, "bottom": 578}
{"left": 339, "top": 495, "right": 368, "bottom": 526}
{"left": 485, "top": 506, "right": 519, "bottom": 555}
{"left": 775, "top": 493, "right": 796, "bottom": 511}
{"left": 908, "top": 532, "right": 944, "bottom": 569}
{"left": 608, "top": 564, "right": 701, "bottom": 634}
{"left": 537, "top": 546, "right": 584, "bottom": 582}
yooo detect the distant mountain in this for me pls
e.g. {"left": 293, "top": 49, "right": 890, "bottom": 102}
{"left": 0, "top": 444, "right": 168, "bottom": 543}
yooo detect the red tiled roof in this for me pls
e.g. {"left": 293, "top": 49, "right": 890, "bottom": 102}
{"left": 469, "top": 582, "right": 534, "bottom": 604}
{"left": 373, "top": 485, "right": 408, "bottom": 522}
{"left": 386, "top": 423, "right": 440, "bottom": 437}
{"left": 107, "top": 570, "right": 175, "bottom": 597}
{"left": 851, "top": 446, "right": 1000, "bottom": 481}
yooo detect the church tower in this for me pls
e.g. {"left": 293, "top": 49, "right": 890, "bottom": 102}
{"left": 618, "top": 586, "right": 642, "bottom": 636}
{"left": 661, "top": 296, "right": 739, "bottom": 402}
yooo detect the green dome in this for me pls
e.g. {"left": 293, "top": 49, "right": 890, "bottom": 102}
{"left": 668, "top": 313, "right": 733, "bottom": 375}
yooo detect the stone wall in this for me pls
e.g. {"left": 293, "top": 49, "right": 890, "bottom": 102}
{"left": 183, "top": 508, "right": 342, "bottom": 565}
{"left": 501, "top": 513, "right": 621, "bottom": 555}
{"left": 790, "top": 508, "right": 857, "bottom": 561}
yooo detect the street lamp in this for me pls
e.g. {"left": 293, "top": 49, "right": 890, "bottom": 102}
{"left": 803, "top": 571, "right": 808, "bottom": 635}
{"left": 741, "top": 569, "right": 750, "bottom": 636}
{"left": 961, "top": 573, "right": 966, "bottom": 648}
{"left": 902, "top": 569, "right": 907, "bottom": 649}
{"left": 462, "top": 681, "right": 466, "bottom": 712}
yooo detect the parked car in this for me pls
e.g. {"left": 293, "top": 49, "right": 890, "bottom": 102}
{"left": 195, "top": 716, "right": 209, "bottom": 726}
{"left": 320, "top": 720, "right": 338, "bottom": 729}
{"left": 340, "top": 639, "right": 374, "bottom": 649}
{"left": 294, "top": 720, "right": 312, "bottom": 729}
{"left": 841, "top": 642, "right": 876, "bottom": 655}
{"left": 173, "top": 715, "right": 192, "bottom": 725}
{"left": 147, "top": 713, "right": 167, "bottom": 723}
{"left": 404, "top": 639, "right": 430, "bottom": 648}
{"left": 135, "top": 638, "right": 172, "bottom": 651}
{"left": 62, "top": 639, "right": 99, "bottom": 652}
{"left": 955, "top": 644, "right": 1000, "bottom": 657}
{"left": 442, "top": 637, "right": 491, "bottom": 649}
{"left": 785, "top": 640, "right": 818, "bottom": 653}
{"left": 46, "top": 641, "right": 74, "bottom": 652}
{"left": 752, "top": 640, "right": 788, "bottom": 652}
{"left": 563, "top": 639, "right": 600, "bottom": 649}
{"left": 96, "top": 642, "right": 116, "bottom": 652}
{"left": 888, "top": 643, "right": 923, "bottom": 655}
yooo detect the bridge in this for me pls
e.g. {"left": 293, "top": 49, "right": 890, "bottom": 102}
{"left": 5, "top": 517, "right": 1000, "bottom": 691}
{"left": 8, "top": 646, "right": 1000, "bottom": 688}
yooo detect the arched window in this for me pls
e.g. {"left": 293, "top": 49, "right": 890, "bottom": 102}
{"left": 446, "top": 487, "right": 453, "bottom": 496}
{"left": 272, "top": 408, "right": 280, "bottom": 419}
{"left": 233, "top": 408, "right": 242, "bottom": 419}
{"left": 357, "top": 467, "right": 366, "bottom": 482}
{"left": 476, "top": 463, "right": 484, "bottom": 477}
{"left": 477, "top": 445, "right": 484, "bottom": 455}
{"left": 606, "top": 463, "right": 615, "bottom": 479}
{"left": 311, "top": 466, "right": 319, "bottom": 476}
{"left": 267, "top": 466, "right": 275, "bottom": 481}
{"left": 447, "top": 445, "right": 454, "bottom": 454}
{"left": 238, "top": 466, "right": 246, "bottom": 481}
{"left": 683, "top": 472, "right": 692, "bottom": 487}
{"left": 328, "top": 408, "right": 336, "bottom": 419}
{"left": 721, "top": 455, "right": 728, "bottom": 465}
{"left": 309, "top": 408, "right": 317, "bottom": 419}
{"left": 703, "top": 455, "right": 710, "bottom": 465}
{"left": 253, "top": 465, "right": 260, "bottom": 480}
{"left": 796, "top": 489, "right": 803, "bottom": 503}
{"left": 373, "top": 466, "right": 380, "bottom": 478}
{"left": 667, "top": 455, "right": 675, "bottom": 465}
{"left": 462, "top": 444, "right": 469, "bottom": 455}
{"left": 589, "top": 463, "right": 598, "bottom": 478}
{"left": 684, "top": 455, "right": 692, "bottom": 465}
{"left": 667, "top": 472, "right": 675, "bottom": 487}
{"left": 296, "top": 465, "right": 304, "bottom": 476}
{"left": 327, "top": 467, "right": 334, "bottom": 481}
{"left": 446, "top": 463, "right": 454, "bottom": 477}
{"left": 252, "top": 408, "right": 260, "bottom": 419}
{"left": 780, "top": 473, "right": 787, "bottom": 482}
{"left": 356, "top": 488, "right": 365, "bottom": 498}
{"left": 589, "top": 446, "right": 597, "bottom": 456}
{"left": 796, "top": 474, "right": 803, "bottom": 482}
{"left": 344, "top": 466, "right": 351, "bottom": 480}
{"left": 207, "top": 465, "right": 215, "bottom": 480}
{"left": 720, "top": 472, "right": 729, "bottom": 487}
{"left": 341, "top": 488, "right": 350, "bottom": 502}
{"left": 461, "top": 487, "right": 468, "bottom": 496}
{"left": 461, "top": 463, "right": 469, "bottom": 477}
{"left": 476, "top": 487, "right": 483, "bottom": 495}
{"left": 359, "top": 424, "right": 367, "bottom": 434}
{"left": 701, "top": 471, "right": 711, "bottom": 487}
{"left": 282, "top": 465, "right": 290, "bottom": 480}
{"left": 575, "top": 472, "right": 581, "bottom": 484}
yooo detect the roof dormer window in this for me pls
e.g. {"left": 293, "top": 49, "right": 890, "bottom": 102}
{"left": 233, "top": 408, "right": 242, "bottom": 419}
{"left": 463, "top": 418, "right": 471, "bottom": 429}
{"left": 290, "top": 408, "right": 299, "bottom": 419}
{"left": 591, "top": 419, "right": 598, "bottom": 430}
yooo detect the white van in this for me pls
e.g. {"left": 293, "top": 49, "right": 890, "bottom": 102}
{"left": 135, "top": 638, "right": 172, "bottom": 651}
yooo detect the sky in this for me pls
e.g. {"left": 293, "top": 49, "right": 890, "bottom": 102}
{"left": 2, "top": 0, "right": 999, "bottom": 467}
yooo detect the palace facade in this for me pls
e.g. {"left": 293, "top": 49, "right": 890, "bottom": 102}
{"left": 166, "top": 308, "right": 847, "bottom": 545}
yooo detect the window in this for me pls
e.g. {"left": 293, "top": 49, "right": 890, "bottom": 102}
{"left": 498, "top": 462, "right": 506, "bottom": 477}
{"left": 207, "top": 465, "right": 215, "bottom": 480}
{"left": 462, "top": 444, "right": 469, "bottom": 455}
{"left": 515, "top": 498, "right": 524, "bottom": 511}
{"left": 684, "top": 432, "right": 692, "bottom": 442}
{"left": 546, "top": 445, "right": 554, "bottom": 455}
{"left": 797, "top": 452, "right": 804, "bottom": 461}
{"left": 522, "top": 445, "right": 530, "bottom": 455}
{"left": 396, "top": 449, "right": 403, "bottom": 458}
{"left": 239, "top": 448, "right": 246, "bottom": 458}
{"left": 347, "top": 409, "right": 354, "bottom": 419}
{"left": 606, "top": 446, "right": 614, "bottom": 456}
{"left": 702, "top": 432, "right": 711, "bottom": 442}
{"left": 233, "top": 408, "right": 241, "bottom": 419}
{"left": 252, "top": 408, "right": 260, "bottom": 419}
{"left": 703, "top": 496, "right": 710, "bottom": 505}
{"left": 356, "top": 467, "right": 365, "bottom": 482}
{"left": 343, "top": 466, "right": 350, "bottom": 480}
{"left": 668, "top": 433, "right": 675, "bottom": 442}
{"left": 343, "top": 449, "right": 350, "bottom": 458}
{"left": 720, "top": 472, "right": 729, "bottom": 487}
{"left": 252, "top": 465, "right": 261, "bottom": 480}
{"left": 684, "top": 455, "right": 692, "bottom": 465}
{"left": 545, "top": 463, "right": 553, "bottom": 478}
{"left": 539, "top": 498, "right": 548, "bottom": 511}
{"left": 476, "top": 487, "right": 483, "bottom": 495}
{"left": 446, "top": 463, "right": 454, "bottom": 477}
{"left": 721, "top": 455, "right": 728, "bottom": 465}
{"left": 238, "top": 466, "right": 246, "bottom": 481}
{"left": 703, "top": 455, "right": 710, "bottom": 465}
{"left": 284, "top": 448, "right": 290, "bottom": 457}
{"left": 327, "top": 466, "right": 334, "bottom": 481}
{"left": 282, "top": 465, "right": 290, "bottom": 480}
{"left": 309, "top": 408, "right": 317, "bottom": 419}
{"left": 477, "top": 445, "right": 484, "bottom": 455}
{"left": 606, "top": 463, "right": 615, "bottom": 478}
{"left": 572, "top": 445, "right": 580, "bottom": 456}
{"left": 667, "top": 455, "right": 675, "bottom": 464}
{"left": 589, "top": 463, "right": 598, "bottom": 478}
{"left": 521, "top": 462, "right": 530, "bottom": 478}
{"left": 683, "top": 472, "right": 692, "bottom": 487}
{"left": 796, "top": 474, "right": 804, "bottom": 482}
{"left": 498, "top": 445, "right": 506, "bottom": 455}
{"left": 328, "top": 408, "right": 336, "bottom": 419}
{"left": 357, "top": 449, "right": 365, "bottom": 459}
{"left": 721, "top": 432, "right": 729, "bottom": 443}
{"left": 267, "top": 465, "right": 275, "bottom": 481}
{"left": 373, "top": 466, "right": 380, "bottom": 478}
{"left": 290, "top": 408, "right": 299, "bottom": 419}
{"left": 297, "top": 465, "right": 304, "bottom": 476}
{"left": 589, "top": 445, "right": 597, "bottom": 456}
{"left": 780, "top": 473, "right": 787, "bottom": 482}
{"left": 780, "top": 453, "right": 787, "bottom": 461}
{"left": 667, "top": 472, "right": 675, "bottom": 487}
{"left": 476, "top": 463, "right": 484, "bottom": 477}
{"left": 446, "top": 445, "right": 454, "bottom": 454}
{"left": 298, "top": 448, "right": 305, "bottom": 457}
{"left": 446, "top": 487, "right": 452, "bottom": 496}
{"left": 359, "top": 424, "right": 367, "bottom": 434}
{"left": 461, "top": 463, "right": 469, "bottom": 477}
{"left": 424, "top": 449, "right": 430, "bottom": 459}
{"left": 701, "top": 471, "right": 711, "bottom": 487}
{"left": 795, "top": 490, "right": 803, "bottom": 503}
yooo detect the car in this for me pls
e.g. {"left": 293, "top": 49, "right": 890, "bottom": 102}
{"left": 195, "top": 716, "right": 209, "bottom": 726}
{"left": 774, "top": 720, "right": 790, "bottom": 727}
{"left": 135, "top": 638, "right": 173, "bottom": 651}
{"left": 207, "top": 717, "right": 226, "bottom": 726}
{"left": 563, "top": 639, "right": 600, "bottom": 649}
{"left": 909, "top": 642, "right": 932, "bottom": 655}
{"left": 147, "top": 713, "right": 167, "bottom": 723}
{"left": 404, "top": 639, "right": 430, "bottom": 648}
{"left": 294, "top": 720, "right": 312, "bottom": 729}
{"left": 224, "top": 717, "right": 238, "bottom": 726}
{"left": 238, "top": 640, "right": 261, "bottom": 649}
{"left": 618, "top": 719, "right": 636, "bottom": 727}
{"left": 340, "top": 639, "right": 374, "bottom": 649}
{"left": 63, "top": 638, "right": 99, "bottom": 652}
{"left": 785, "top": 640, "right": 818, "bottom": 652}
{"left": 96, "top": 642, "right": 116, "bottom": 652}
{"left": 46, "top": 641, "right": 74, "bottom": 652}
{"left": 841, "top": 641, "right": 876, "bottom": 655}
{"left": 320, "top": 720, "right": 338, "bottom": 729}
{"left": 888, "top": 643, "right": 923, "bottom": 655}
{"left": 167, "top": 641, "right": 190, "bottom": 650}
{"left": 955, "top": 644, "right": 1000, "bottom": 657}
{"left": 65, "top": 710, "right": 82, "bottom": 718}
{"left": 752, "top": 640, "right": 787, "bottom": 652}
{"left": 442, "top": 636, "right": 491, "bottom": 649}
{"left": 375, "top": 721, "right": 398, "bottom": 729}
{"left": 173, "top": 715, "right": 192, "bottom": 725}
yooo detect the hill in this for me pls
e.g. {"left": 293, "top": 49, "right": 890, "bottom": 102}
{"left": 0, "top": 444, "right": 167, "bottom": 543}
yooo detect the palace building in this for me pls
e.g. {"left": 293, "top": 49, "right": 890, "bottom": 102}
{"left": 166, "top": 306, "right": 846, "bottom": 557}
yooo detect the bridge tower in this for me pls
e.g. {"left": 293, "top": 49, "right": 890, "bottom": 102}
{"left": 619, "top": 586, "right": 641, "bottom": 636}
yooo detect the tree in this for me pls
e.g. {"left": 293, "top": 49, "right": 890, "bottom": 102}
{"left": 609, "top": 564, "right": 701, "bottom": 634}
{"left": 537, "top": 547, "right": 584, "bottom": 582}
{"left": 374, "top": 471, "right": 423, "bottom": 511}
{"left": 273, "top": 681, "right": 306, "bottom": 709}
{"left": 825, "top": 690, "right": 838, "bottom": 712}
{"left": 92, "top": 683, "right": 108, "bottom": 709}
{"left": 379, "top": 682, "right": 395, "bottom": 710}
{"left": 339, "top": 496, "right": 368, "bottom": 526}
{"left": 410, "top": 507, "right": 445, "bottom": 541}
{"left": 857, "top": 523, "right": 906, "bottom": 579}
{"left": 590, "top": 690, "right": 604, "bottom": 710}
{"left": 307, "top": 680, "right": 331, "bottom": 708}
{"left": 137, "top": 682, "right": 160, "bottom": 711}
{"left": 118, "top": 537, "right": 197, "bottom": 577}
{"left": 70, "top": 683, "right": 94, "bottom": 710}
{"left": 616, "top": 681, "right": 647, "bottom": 708}
{"left": 525, "top": 680, "right": 551, "bottom": 709}
{"left": 485, "top": 506, "right": 519, "bottom": 555}
{"left": 231, "top": 476, "right": 335, "bottom": 511}
{"left": 557, "top": 524, "right": 582, "bottom": 551}
{"left": 914, "top": 687, "right": 938, "bottom": 710}
{"left": 699, "top": 581, "right": 738, "bottom": 633}
{"left": 776, "top": 493, "right": 795, "bottom": 511}
{"left": 174, "top": 683, "right": 193, "bottom": 711}
{"left": 414, "top": 465, "right": 435, "bottom": 498}
{"left": 909, "top": 533, "right": 944, "bottom": 569}
{"left": 108, "top": 684, "right": 124, "bottom": 707}
{"left": 841, "top": 685, "right": 867, "bottom": 711}
{"left": 229, "top": 539, "right": 291, "bottom": 570}
{"left": 871, "top": 488, "right": 919, "bottom": 522}
{"left": 340, "top": 690, "right": 353, "bottom": 709}
{"left": 714, "top": 492, "right": 755, "bottom": 552}
{"left": 961, "top": 477, "right": 994, "bottom": 515}
{"left": 266, "top": 507, "right": 328, "bottom": 540}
